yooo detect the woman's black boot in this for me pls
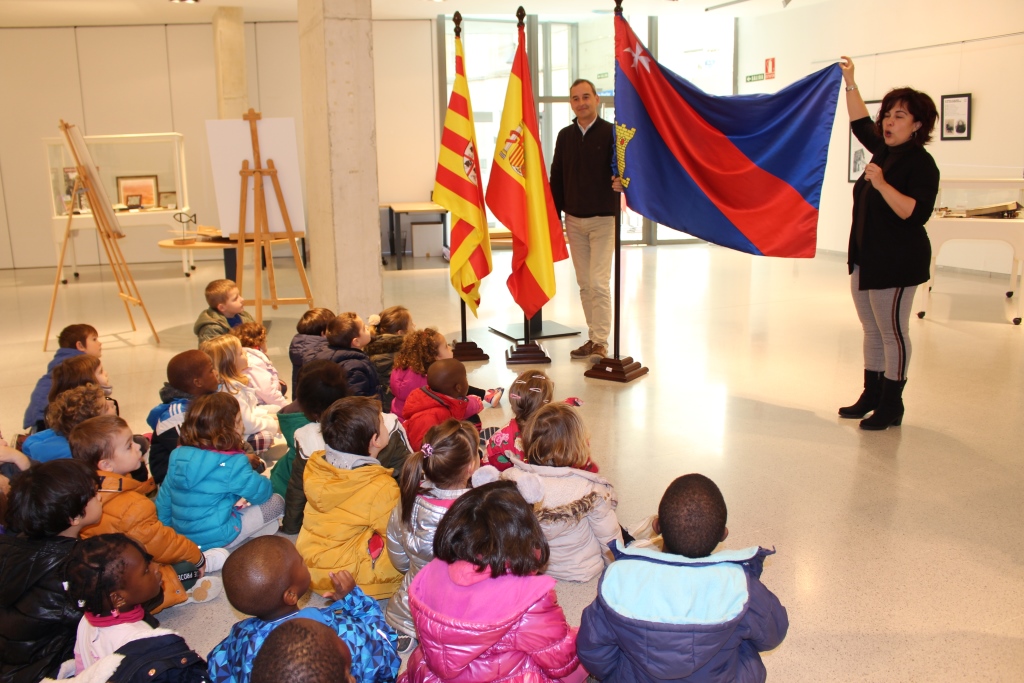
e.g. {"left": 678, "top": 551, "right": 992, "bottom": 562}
{"left": 839, "top": 370, "right": 884, "bottom": 418}
{"left": 860, "top": 378, "right": 906, "bottom": 430}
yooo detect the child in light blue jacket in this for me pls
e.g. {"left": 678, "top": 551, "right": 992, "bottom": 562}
{"left": 156, "top": 393, "right": 283, "bottom": 550}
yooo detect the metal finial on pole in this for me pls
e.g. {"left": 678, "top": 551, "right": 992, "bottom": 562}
{"left": 614, "top": 0, "right": 623, "bottom": 14}
{"left": 516, "top": 6, "right": 526, "bottom": 27}
{"left": 453, "top": 11, "right": 462, "bottom": 37}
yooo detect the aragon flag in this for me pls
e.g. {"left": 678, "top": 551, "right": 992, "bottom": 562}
{"left": 434, "top": 28, "right": 492, "bottom": 315}
{"left": 614, "top": 12, "right": 841, "bottom": 258}
{"left": 485, "top": 19, "right": 568, "bottom": 319}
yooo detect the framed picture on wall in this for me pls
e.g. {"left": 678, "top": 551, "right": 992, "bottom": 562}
{"left": 158, "top": 191, "right": 177, "bottom": 209}
{"left": 116, "top": 175, "right": 159, "bottom": 208}
{"left": 940, "top": 94, "right": 971, "bottom": 140}
{"left": 848, "top": 100, "right": 882, "bottom": 183}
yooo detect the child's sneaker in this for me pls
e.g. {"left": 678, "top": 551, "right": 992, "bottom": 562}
{"left": 396, "top": 634, "right": 418, "bottom": 654}
{"left": 184, "top": 576, "right": 222, "bottom": 605}
{"left": 484, "top": 387, "right": 504, "bottom": 408}
{"left": 203, "top": 548, "right": 231, "bottom": 573}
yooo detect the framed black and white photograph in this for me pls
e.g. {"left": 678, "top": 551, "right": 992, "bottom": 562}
{"left": 849, "top": 100, "right": 882, "bottom": 183}
{"left": 940, "top": 94, "right": 971, "bottom": 141}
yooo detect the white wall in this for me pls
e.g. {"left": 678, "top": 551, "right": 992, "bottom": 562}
{"left": 737, "top": 0, "right": 1024, "bottom": 273}
{"left": 0, "top": 19, "right": 440, "bottom": 270}
{"left": 373, "top": 20, "right": 438, "bottom": 204}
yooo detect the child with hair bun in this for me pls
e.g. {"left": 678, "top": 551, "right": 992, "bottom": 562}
{"left": 66, "top": 533, "right": 209, "bottom": 678}
{"left": 385, "top": 419, "right": 479, "bottom": 652}
{"left": 201, "top": 335, "right": 280, "bottom": 454}
{"left": 232, "top": 321, "right": 288, "bottom": 409}
{"left": 390, "top": 328, "right": 502, "bottom": 421}
{"left": 156, "top": 393, "right": 284, "bottom": 550}
{"left": 491, "top": 402, "right": 621, "bottom": 582}
{"left": 484, "top": 369, "right": 586, "bottom": 472}
{"left": 365, "top": 305, "right": 414, "bottom": 413}
{"left": 399, "top": 481, "right": 587, "bottom": 683}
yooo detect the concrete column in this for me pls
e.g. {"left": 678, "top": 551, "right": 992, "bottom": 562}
{"left": 212, "top": 7, "right": 249, "bottom": 119}
{"left": 297, "top": 0, "right": 383, "bottom": 316}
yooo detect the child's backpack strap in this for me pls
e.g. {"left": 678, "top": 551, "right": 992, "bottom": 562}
{"left": 109, "top": 634, "right": 208, "bottom": 683}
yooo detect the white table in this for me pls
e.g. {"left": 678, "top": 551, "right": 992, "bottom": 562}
{"left": 918, "top": 216, "right": 1024, "bottom": 324}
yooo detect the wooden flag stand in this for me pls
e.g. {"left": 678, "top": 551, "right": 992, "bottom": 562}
{"left": 233, "top": 109, "right": 313, "bottom": 323}
{"left": 44, "top": 120, "right": 161, "bottom": 351}
{"left": 451, "top": 300, "right": 489, "bottom": 362}
{"left": 584, "top": 209, "right": 649, "bottom": 382}
{"left": 506, "top": 312, "right": 551, "bottom": 364}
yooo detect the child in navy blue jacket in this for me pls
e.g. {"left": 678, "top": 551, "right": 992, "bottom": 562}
{"left": 312, "top": 313, "right": 381, "bottom": 400}
{"left": 577, "top": 474, "right": 789, "bottom": 683}
{"left": 23, "top": 324, "right": 101, "bottom": 431}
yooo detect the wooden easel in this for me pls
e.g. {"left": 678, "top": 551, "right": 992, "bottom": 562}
{"left": 43, "top": 121, "right": 160, "bottom": 351}
{"left": 233, "top": 109, "right": 313, "bottom": 322}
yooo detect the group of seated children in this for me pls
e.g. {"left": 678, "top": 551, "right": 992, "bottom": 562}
{"left": 0, "top": 276, "right": 788, "bottom": 683}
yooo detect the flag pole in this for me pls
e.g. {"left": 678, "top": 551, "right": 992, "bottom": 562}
{"left": 585, "top": 0, "right": 649, "bottom": 382}
{"left": 441, "top": 12, "right": 489, "bottom": 363}
{"left": 503, "top": 5, "right": 551, "bottom": 365}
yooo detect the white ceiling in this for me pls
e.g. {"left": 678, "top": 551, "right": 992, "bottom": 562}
{"left": 0, "top": 0, "right": 822, "bottom": 28}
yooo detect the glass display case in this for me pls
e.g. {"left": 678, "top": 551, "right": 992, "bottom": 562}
{"left": 44, "top": 131, "right": 189, "bottom": 228}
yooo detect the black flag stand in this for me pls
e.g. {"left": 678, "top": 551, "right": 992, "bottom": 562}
{"left": 451, "top": 299, "right": 490, "bottom": 362}
{"left": 584, "top": 208, "right": 649, "bottom": 382}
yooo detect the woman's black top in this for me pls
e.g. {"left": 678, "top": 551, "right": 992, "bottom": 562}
{"left": 848, "top": 116, "right": 940, "bottom": 290}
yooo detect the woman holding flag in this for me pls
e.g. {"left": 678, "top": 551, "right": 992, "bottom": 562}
{"left": 838, "top": 56, "right": 940, "bottom": 430}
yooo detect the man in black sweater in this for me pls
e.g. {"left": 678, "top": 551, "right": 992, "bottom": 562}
{"left": 549, "top": 78, "right": 621, "bottom": 363}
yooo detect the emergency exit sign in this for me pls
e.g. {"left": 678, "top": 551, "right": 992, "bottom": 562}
{"left": 745, "top": 73, "right": 765, "bottom": 82}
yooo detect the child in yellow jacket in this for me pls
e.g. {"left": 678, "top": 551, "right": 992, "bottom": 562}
{"left": 295, "top": 396, "right": 403, "bottom": 598}
{"left": 68, "top": 415, "right": 229, "bottom": 613}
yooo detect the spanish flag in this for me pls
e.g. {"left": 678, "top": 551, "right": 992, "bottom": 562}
{"left": 485, "top": 20, "right": 567, "bottom": 320}
{"left": 434, "top": 29, "right": 492, "bottom": 315}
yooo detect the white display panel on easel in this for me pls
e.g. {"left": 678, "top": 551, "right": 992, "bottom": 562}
{"left": 205, "top": 117, "right": 305, "bottom": 237}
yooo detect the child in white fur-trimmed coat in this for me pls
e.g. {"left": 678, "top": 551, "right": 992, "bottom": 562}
{"left": 477, "top": 402, "right": 622, "bottom": 583}
{"left": 232, "top": 322, "right": 288, "bottom": 409}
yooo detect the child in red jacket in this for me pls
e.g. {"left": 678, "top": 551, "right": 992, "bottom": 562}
{"left": 402, "top": 359, "right": 482, "bottom": 450}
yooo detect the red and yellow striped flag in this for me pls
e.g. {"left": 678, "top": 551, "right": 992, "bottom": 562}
{"left": 485, "top": 22, "right": 567, "bottom": 320}
{"left": 434, "top": 31, "right": 492, "bottom": 315}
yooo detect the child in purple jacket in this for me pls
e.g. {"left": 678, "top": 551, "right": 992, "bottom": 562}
{"left": 577, "top": 474, "right": 789, "bottom": 682}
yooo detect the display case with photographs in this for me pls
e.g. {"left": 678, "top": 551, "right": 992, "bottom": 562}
{"left": 44, "top": 132, "right": 189, "bottom": 227}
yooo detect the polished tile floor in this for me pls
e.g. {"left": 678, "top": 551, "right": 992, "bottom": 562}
{"left": 3, "top": 244, "right": 1023, "bottom": 680}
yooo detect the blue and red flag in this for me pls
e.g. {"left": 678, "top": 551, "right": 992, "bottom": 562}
{"left": 614, "top": 13, "right": 842, "bottom": 258}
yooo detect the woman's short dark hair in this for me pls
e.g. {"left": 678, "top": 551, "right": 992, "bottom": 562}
{"left": 876, "top": 87, "right": 938, "bottom": 146}
{"left": 320, "top": 396, "right": 381, "bottom": 455}
{"left": 5, "top": 459, "right": 99, "bottom": 537}
{"left": 434, "top": 481, "right": 549, "bottom": 578}
{"left": 296, "top": 360, "right": 349, "bottom": 422}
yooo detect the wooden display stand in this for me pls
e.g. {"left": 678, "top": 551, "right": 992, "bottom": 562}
{"left": 44, "top": 121, "right": 160, "bottom": 351}
{"left": 233, "top": 109, "right": 313, "bottom": 323}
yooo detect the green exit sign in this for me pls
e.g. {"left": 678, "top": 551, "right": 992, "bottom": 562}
{"left": 597, "top": 72, "right": 609, "bottom": 79}
{"left": 745, "top": 73, "right": 765, "bottom": 82}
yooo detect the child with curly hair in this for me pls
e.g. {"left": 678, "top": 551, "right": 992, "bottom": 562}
{"left": 390, "top": 329, "right": 501, "bottom": 421}
{"left": 22, "top": 384, "right": 114, "bottom": 463}
{"left": 232, "top": 321, "right": 289, "bottom": 409}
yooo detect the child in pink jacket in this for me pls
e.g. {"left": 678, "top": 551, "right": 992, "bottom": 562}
{"left": 399, "top": 480, "right": 587, "bottom": 683}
